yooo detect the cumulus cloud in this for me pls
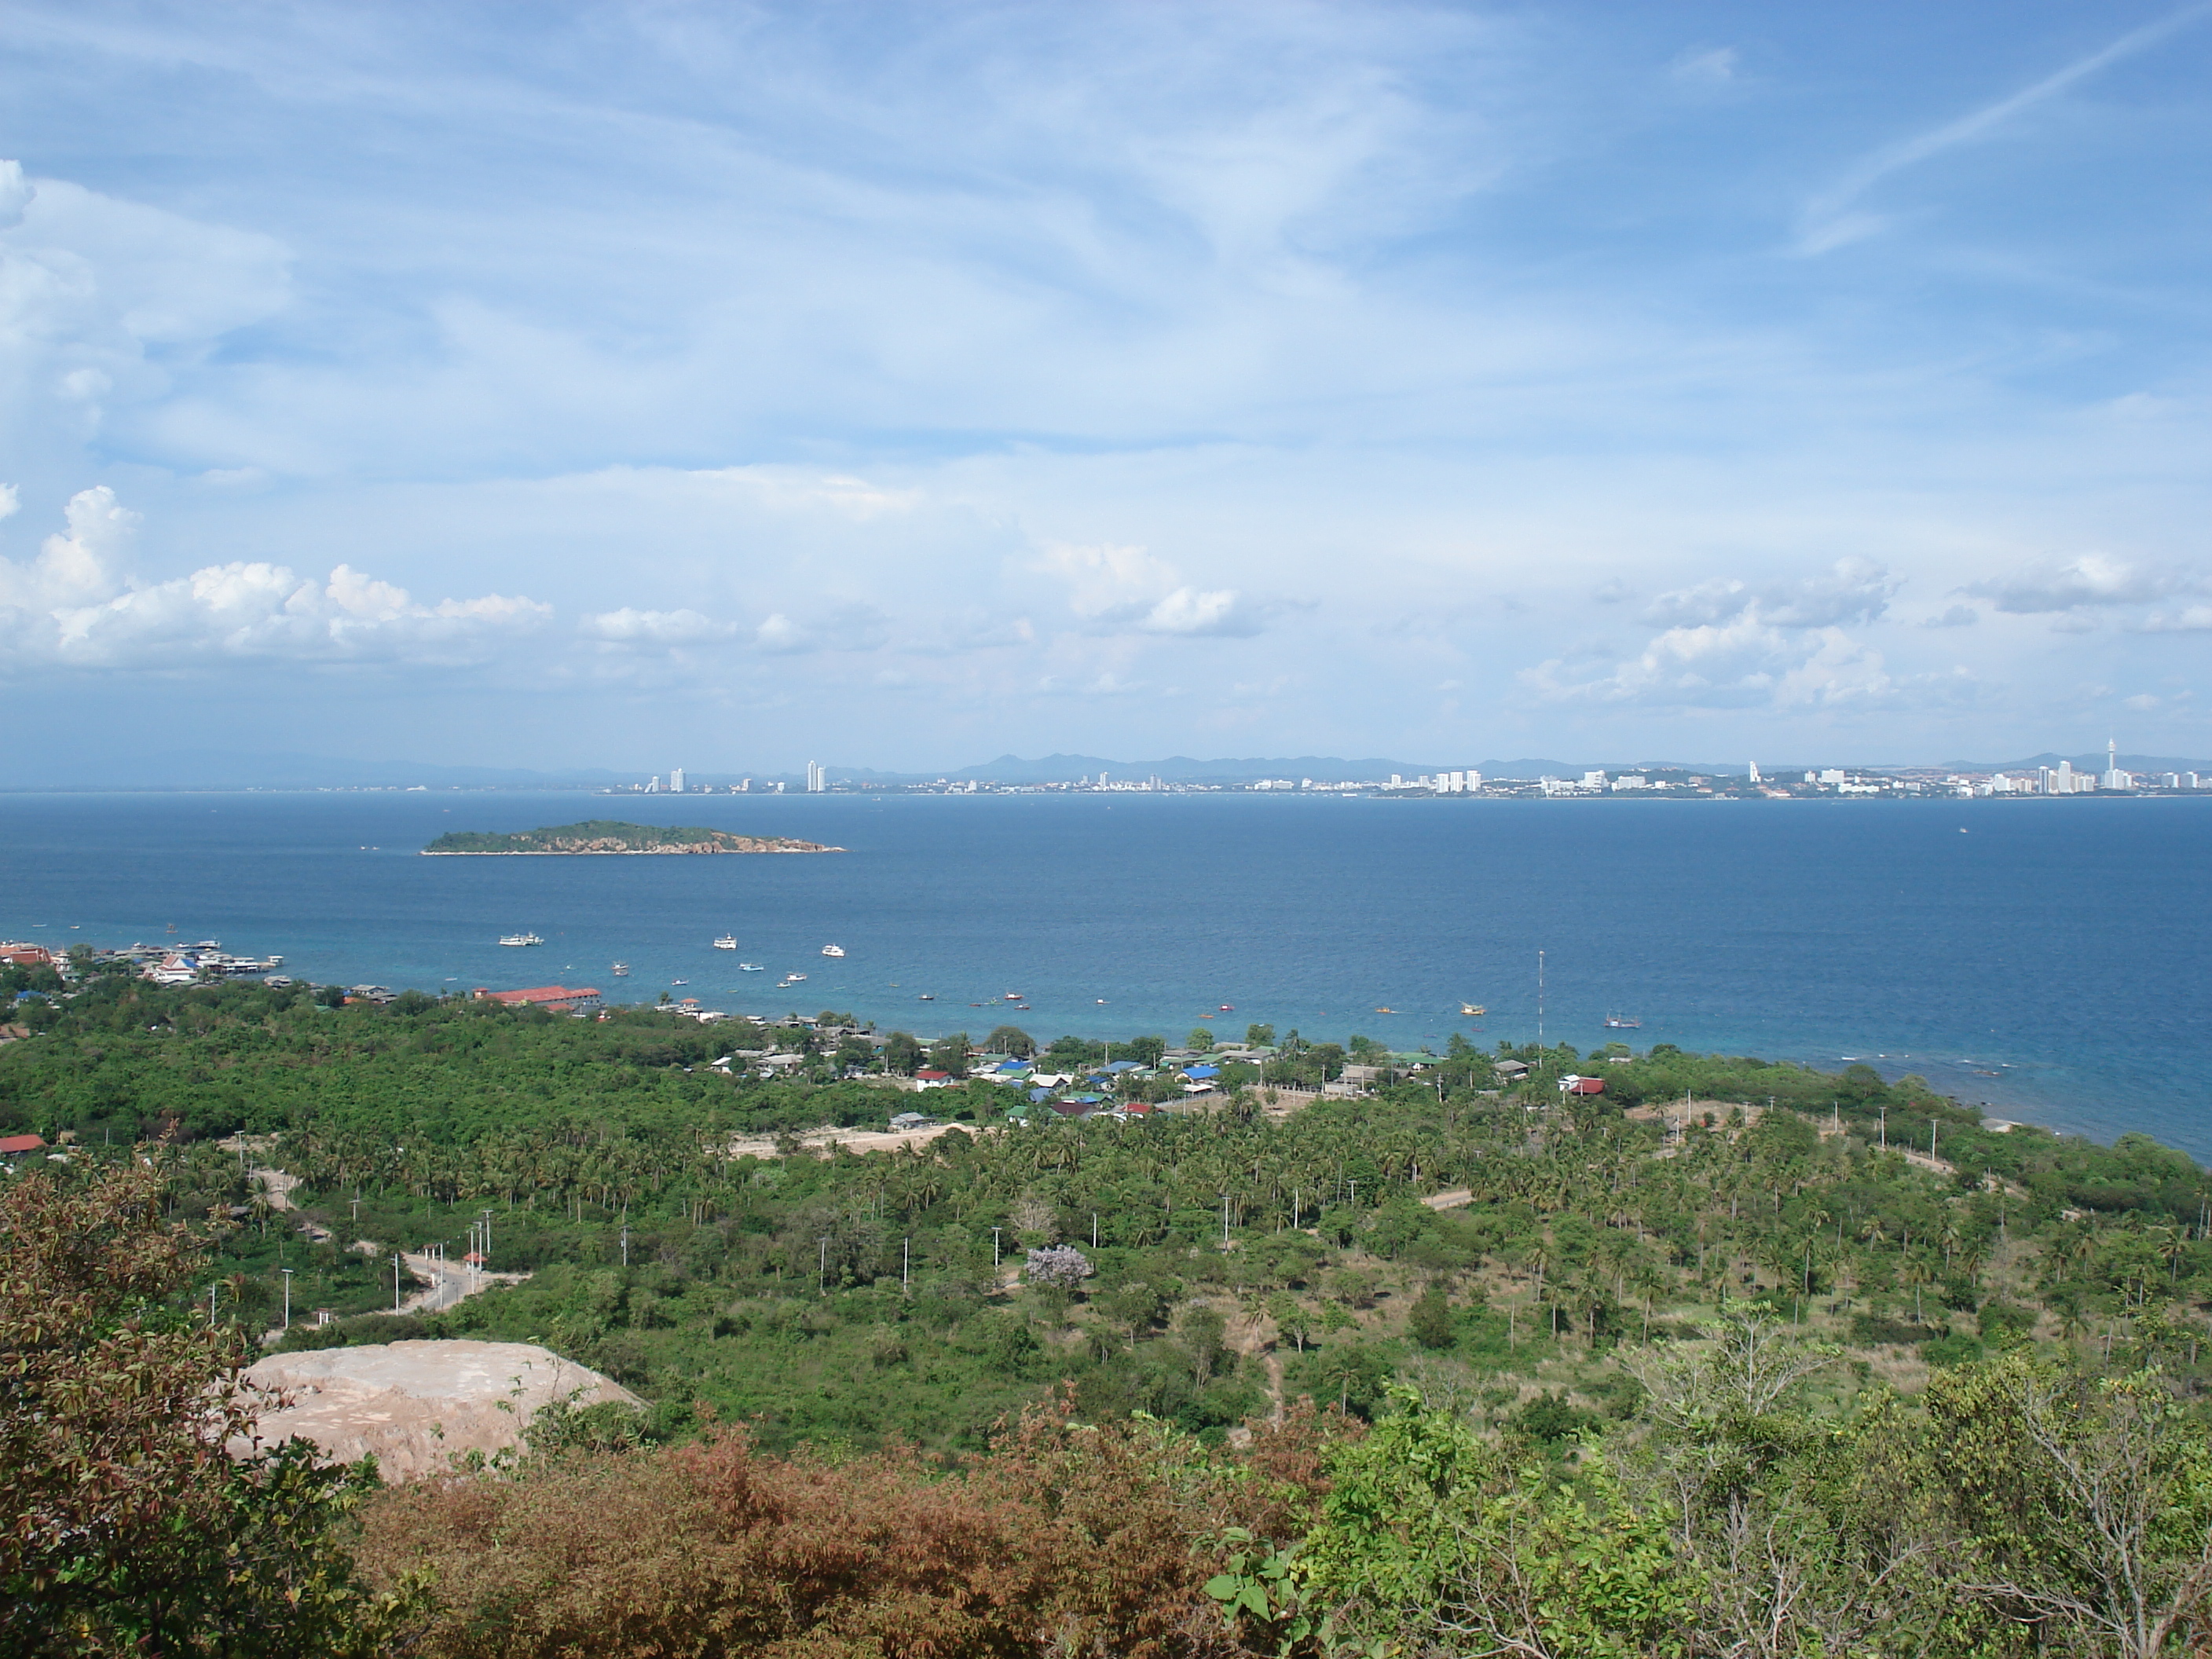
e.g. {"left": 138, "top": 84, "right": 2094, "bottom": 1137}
{"left": 0, "top": 159, "right": 32, "bottom": 229}
{"left": 1139, "top": 585, "right": 1258, "bottom": 636}
{"left": 1038, "top": 540, "right": 1266, "bottom": 637}
{"left": 581, "top": 607, "right": 734, "bottom": 646}
{"left": 1525, "top": 615, "right": 1902, "bottom": 711}
{"left": 2137, "top": 605, "right": 2212, "bottom": 633}
{"left": 1641, "top": 558, "right": 1897, "bottom": 630}
{"left": 1923, "top": 604, "right": 1979, "bottom": 628}
{"left": 1961, "top": 554, "right": 2193, "bottom": 614}
{"left": 0, "top": 487, "right": 546, "bottom": 670}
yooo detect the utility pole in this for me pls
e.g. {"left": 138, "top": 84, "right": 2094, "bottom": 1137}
{"left": 1878, "top": 1106, "right": 1886, "bottom": 1151}
{"left": 1537, "top": 949, "right": 1545, "bottom": 1043}
{"left": 991, "top": 1226, "right": 1003, "bottom": 1267}
{"left": 280, "top": 1267, "right": 293, "bottom": 1331}
{"left": 621, "top": 1210, "right": 630, "bottom": 1268}
{"left": 1091, "top": 1212, "right": 1098, "bottom": 1249}
{"left": 903, "top": 1236, "right": 910, "bottom": 1291}
{"left": 818, "top": 1236, "right": 828, "bottom": 1295}
{"left": 1221, "top": 1192, "right": 1230, "bottom": 1251}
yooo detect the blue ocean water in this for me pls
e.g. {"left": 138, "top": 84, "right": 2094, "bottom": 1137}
{"left": 1, "top": 790, "right": 2207, "bottom": 1154}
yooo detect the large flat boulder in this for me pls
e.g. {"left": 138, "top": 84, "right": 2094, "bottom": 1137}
{"left": 239, "top": 1339, "right": 640, "bottom": 1481}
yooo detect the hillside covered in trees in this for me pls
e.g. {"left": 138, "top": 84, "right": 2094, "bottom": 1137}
{"left": 7, "top": 972, "right": 2212, "bottom": 1656}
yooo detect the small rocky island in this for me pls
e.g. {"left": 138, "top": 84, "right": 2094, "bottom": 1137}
{"left": 421, "top": 819, "right": 841, "bottom": 855}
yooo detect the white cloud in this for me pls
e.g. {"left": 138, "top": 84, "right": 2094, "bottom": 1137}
{"left": 1794, "top": 8, "right": 2212, "bottom": 255}
{"left": 1525, "top": 614, "right": 1903, "bottom": 711}
{"left": 1923, "top": 604, "right": 1979, "bottom": 628}
{"left": 1641, "top": 558, "right": 1896, "bottom": 630}
{"left": 1038, "top": 539, "right": 1265, "bottom": 637}
{"left": 0, "top": 488, "right": 545, "bottom": 670}
{"left": 0, "top": 159, "right": 32, "bottom": 229}
{"left": 1961, "top": 554, "right": 2193, "bottom": 613}
{"left": 1670, "top": 47, "right": 1739, "bottom": 87}
{"left": 1138, "top": 585, "right": 1256, "bottom": 636}
{"left": 2137, "top": 605, "right": 2212, "bottom": 632}
{"left": 754, "top": 613, "right": 813, "bottom": 654}
{"left": 581, "top": 607, "right": 734, "bottom": 646}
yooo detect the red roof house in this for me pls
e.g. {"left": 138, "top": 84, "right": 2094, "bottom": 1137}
{"left": 0, "top": 1133, "right": 46, "bottom": 1155}
{"left": 473, "top": 985, "right": 603, "bottom": 1013}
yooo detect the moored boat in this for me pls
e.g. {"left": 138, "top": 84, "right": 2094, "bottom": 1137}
{"left": 712, "top": 936, "right": 738, "bottom": 950}
{"left": 499, "top": 932, "right": 544, "bottom": 947}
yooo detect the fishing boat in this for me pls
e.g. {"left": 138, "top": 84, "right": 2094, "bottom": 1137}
{"left": 1004, "top": 991, "right": 1024, "bottom": 1001}
{"left": 786, "top": 972, "right": 808, "bottom": 983}
{"left": 611, "top": 962, "right": 630, "bottom": 976}
{"left": 821, "top": 943, "right": 845, "bottom": 958}
{"left": 917, "top": 994, "right": 935, "bottom": 1001}
{"left": 1460, "top": 1002, "right": 1486, "bottom": 1017}
{"left": 498, "top": 932, "right": 544, "bottom": 947}
{"left": 1375, "top": 1006, "right": 1394, "bottom": 1014}
{"left": 1218, "top": 1003, "right": 1234, "bottom": 1012}
{"left": 1604, "top": 1013, "right": 1643, "bottom": 1029}
{"left": 737, "top": 962, "right": 764, "bottom": 972}
{"left": 712, "top": 936, "right": 738, "bottom": 950}
{"left": 671, "top": 978, "right": 689, "bottom": 987}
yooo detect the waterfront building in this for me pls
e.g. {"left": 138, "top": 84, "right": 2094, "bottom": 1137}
{"left": 473, "top": 984, "right": 602, "bottom": 1013}
{"left": 805, "top": 761, "right": 826, "bottom": 792}
{"left": 643, "top": 775, "right": 660, "bottom": 793}
{"left": 1747, "top": 761, "right": 1762, "bottom": 784}
{"left": 670, "top": 767, "right": 686, "bottom": 794}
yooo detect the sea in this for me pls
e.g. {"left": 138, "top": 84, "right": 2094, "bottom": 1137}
{"left": 2, "top": 789, "right": 2207, "bottom": 1155}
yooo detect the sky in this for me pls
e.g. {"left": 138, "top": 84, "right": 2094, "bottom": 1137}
{"left": 2, "top": 0, "right": 2210, "bottom": 775}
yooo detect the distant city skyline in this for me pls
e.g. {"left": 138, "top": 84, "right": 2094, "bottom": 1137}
{"left": 1, "top": 3, "right": 2210, "bottom": 772}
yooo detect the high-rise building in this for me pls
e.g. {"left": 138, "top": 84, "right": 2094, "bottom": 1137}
{"left": 669, "top": 767, "right": 686, "bottom": 794}
{"left": 1748, "top": 761, "right": 1762, "bottom": 784}
{"left": 2102, "top": 739, "right": 2132, "bottom": 792}
{"left": 805, "top": 761, "right": 826, "bottom": 793}
{"left": 644, "top": 775, "right": 660, "bottom": 793}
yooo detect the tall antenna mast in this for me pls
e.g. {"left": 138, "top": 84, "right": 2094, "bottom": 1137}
{"left": 1537, "top": 949, "right": 1546, "bottom": 1042}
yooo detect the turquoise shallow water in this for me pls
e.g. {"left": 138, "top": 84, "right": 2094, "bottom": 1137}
{"left": 1, "top": 789, "right": 2207, "bottom": 1155}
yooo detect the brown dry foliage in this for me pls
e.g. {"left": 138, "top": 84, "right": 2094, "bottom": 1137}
{"left": 0, "top": 1162, "right": 255, "bottom": 1589}
{"left": 357, "top": 1392, "right": 1351, "bottom": 1659}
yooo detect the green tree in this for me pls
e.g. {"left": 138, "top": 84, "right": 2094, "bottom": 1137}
{"left": 1185, "top": 1027, "right": 1215, "bottom": 1053}
{"left": 882, "top": 1031, "right": 924, "bottom": 1075}
{"left": 1244, "top": 1024, "right": 1275, "bottom": 1048}
{"left": 1298, "top": 1388, "right": 1696, "bottom": 1653}
{"left": 925, "top": 1033, "right": 971, "bottom": 1078}
{"left": 984, "top": 1025, "right": 1035, "bottom": 1059}
{"left": 1930, "top": 1355, "right": 2212, "bottom": 1659}
{"left": 0, "top": 1159, "right": 416, "bottom": 1655}
{"left": 1406, "top": 1281, "right": 1456, "bottom": 1350}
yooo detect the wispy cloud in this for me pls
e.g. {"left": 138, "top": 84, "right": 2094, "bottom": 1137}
{"left": 1796, "top": 3, "right": 2212, "bottom": 254}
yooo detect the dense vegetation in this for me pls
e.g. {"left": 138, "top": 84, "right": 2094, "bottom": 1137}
{"left": 8, "top": 976, "right": 2212, "bottom": 1655}
{"left": 418, "top": 819, "right": 832, "bottom": 854}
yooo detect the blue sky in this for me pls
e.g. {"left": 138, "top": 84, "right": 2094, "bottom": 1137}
{"left": 2, "top": 0, "right": 2209, "bottom": 771}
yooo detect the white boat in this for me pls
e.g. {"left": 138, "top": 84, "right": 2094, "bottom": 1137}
{"left": 737, "top": 962, "right": 764, "bottom": 972}
{"left": 499, "top": 932, "right": 544, "bottom": 947}
{"left": 611, "top": 962, "right": 630, "bottom": 976}
{"left": 712, "top": 936, "right": 738, "bottom": 950}
{"left": 821, "top": 943, "right": 845, "bottom": 958}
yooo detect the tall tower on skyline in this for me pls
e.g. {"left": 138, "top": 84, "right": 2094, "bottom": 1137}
{"left": 806, "top": 761, "right": 826, "bottom": 793}
{"left": 669, "top": 767, "right": 685, "bottom": 794}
